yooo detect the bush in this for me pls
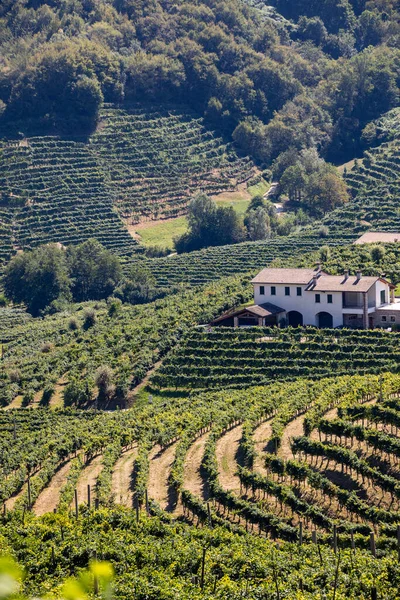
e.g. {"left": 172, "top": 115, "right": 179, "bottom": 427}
{"left": 83, "top": 309, "right": 96, "bottom": 329}
{"left": 68, "top": 317, "right": 79, "bottom": 331}
{"left": 41, "top": 341, "right": 54, "bottom": 353}
{"left": 40, "top": 385, "right": 55, "bottom": 406}
{"left": 107, "top": 297, "right": 122, "bottom": 317}
{"left": 95, "top": 365, "right": 115, "bottom": 402}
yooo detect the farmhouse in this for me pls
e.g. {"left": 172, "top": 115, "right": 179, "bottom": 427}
{"left": 213, "top": 267, "right": 398, "bottom": 329}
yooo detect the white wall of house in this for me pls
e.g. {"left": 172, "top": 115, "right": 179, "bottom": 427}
{"left": 374, "top": 280, "right": 390, "bottom": 307}
{"left": 253, "top": 284, "right": 344, "bottom": 327}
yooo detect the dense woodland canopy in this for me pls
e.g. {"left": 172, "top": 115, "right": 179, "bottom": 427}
{"left": 0, "top": 0, "right": 399, "bottom": 162}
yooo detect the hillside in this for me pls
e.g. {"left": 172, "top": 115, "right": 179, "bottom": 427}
{"left": 2, "top": 1, "right": 400, "bottom": 599}
{"left": 0, "top": 104, "right": 254, "bottom": 272}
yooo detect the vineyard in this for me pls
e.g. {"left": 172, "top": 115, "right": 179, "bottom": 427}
{"left": 151, "top": 327, "right": 400, "bottom": 391}
{"left": 91, "top": 105, "right": 254, "bottom": 223}
{"left": 0, "top": 275, "right": 251, "bottom": 406}
{"left": 3, "top": 373, "right": 400, "bottom": 597}
{"left": 144, "top": 234, "right": 356, "bottom": 287}
{"left": 0, "top": 104, "right": 254, "bottom": 270}
{"left": 323, "top": 110, "right": 400, "bottom": 237}
{"left": 0, "top": 137, "right": 138, "bottom": 260}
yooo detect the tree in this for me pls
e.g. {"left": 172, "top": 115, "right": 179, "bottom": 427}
{"left": 114, "top": 266, "right": 156, "bottom": 305}
{"left": 245, "top": 207, "right": 271, "bottom": 240}
{"left": 67, "top": 239, "right": 122, "bottom": 302}
{"left": 4, "top": 244, "right": 71, "bottom": 316}
{"left": 280, "top": 164, "right": 307, "bottom": 202}
{"left": 174, "top": 194, "right": 246, "bottom": 253}
{"left": 304, "top": 169, "right": 349, "bottom": 215}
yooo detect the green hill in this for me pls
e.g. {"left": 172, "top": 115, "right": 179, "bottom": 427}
{"left": 0, "top": 105, "right": 254, "bottom": 271}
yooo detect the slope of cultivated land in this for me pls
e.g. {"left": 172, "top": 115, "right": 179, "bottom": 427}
{"left": 0, "top": 276, "right": 251, "bottom": 406}
{"left": 91, "top": 105, "right": 254, "bottom": 224}
{"left": 111, "top": 446, "right": 138, "bottom": 508}
{"left": 0, "top": 104, "right": 255, "bottom": 269}
{"left": 151, "top": 327, "right": 400, "bottom": 391}
{"left": 145, "top": 233, "right": 355, "bottom": 287}
{"left": 3, "top": 372, "right": 400, "bottom": 553}
{"left": 0, "top": 138, "right": 138, "bottom": 259}
{"left": 33, "top": 459, "right": 73, "bottom": 516}
{"left": 147, "top": 442, "right": 178, "bottom": 511}
{"left": 323, "top": 110, "right": 400, "bottom": 237}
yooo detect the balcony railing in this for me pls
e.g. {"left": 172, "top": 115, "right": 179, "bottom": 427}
{"left": 342, "top": 301, "right": 376, "bottom": 309}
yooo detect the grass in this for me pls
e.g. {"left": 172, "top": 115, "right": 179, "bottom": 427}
{"left": 248, "top": 178, "right": 269, "bottom": 198}
{"left": 138, "top": 217, "right": 188, "bottom": 249}
{"left": 137, "top": 190, "right": 254, "bottom": 249}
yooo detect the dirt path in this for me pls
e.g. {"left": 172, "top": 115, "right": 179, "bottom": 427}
{"left": 182, "top": 432, "right": 210, "bottom": 499}
{"left": 147, "top": 442, "right": 178, "bottom": 511}
{"left": 129, "top": 360, "right": 162, "bottom": 400}
{"left": 279, "top": 415, "right": 305, "bottom": 461}
{"left": 4, "top": 396, "right": 23, "bottom": 410}
{"left": 33, "top": 459, "right": 72, "bottom": 516}
{"left": 73, "top": 454, "right": 103, "bottom": 507}
{"left": 5, "top": 484, "right": 26, "bottom": 511}
{"left": 111, "top": 446, "right": 138, "bottom": 507}
{"left": 253, "top": 420, "right": 272, "bottom": 475}
{"left": 216, "top": 425, "right": 243, "bottom": 495}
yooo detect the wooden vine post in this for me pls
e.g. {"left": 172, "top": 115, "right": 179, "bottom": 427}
{"left": 27, "top": 477, "right": 32, "bottom": 511}
{"left": 370, "top": 532, "right": 376, "bottom": 558}
{"left": 74, "top": 489, "right": 79, "bottom": 518}
{"left": 87, "top": 484, "right": 91, "bottom": 509}
{"left": 200, "top": 547, "right": 206, "bottom": 590}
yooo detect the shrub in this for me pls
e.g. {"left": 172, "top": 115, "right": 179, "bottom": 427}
{"left": 41, "top": 341, "right": 54, "bottom": 353}
{"left": 68, "top": 317, "right": 79, "bottom": 331}
{"left": 107, "top": 297, "right": 122, "bottom": 317}
{"left": 41, "top": 385, "right": 55, "bottom": 406}
{"left": 83, "top": 308, "right": 96, "bottom": 329}
{"left": 95, "top": 365, "right": 115, "bottom": 402}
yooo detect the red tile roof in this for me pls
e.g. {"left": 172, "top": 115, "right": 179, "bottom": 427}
{"left": 251, "top": 268, "right": 321, "bottom": 284}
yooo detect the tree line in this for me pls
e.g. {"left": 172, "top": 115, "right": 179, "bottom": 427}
{"left": 3, "top": 239, "right": 156, "bottom": 315}
{"left": 0, "top": 0, "right": 399, "bottom": 164}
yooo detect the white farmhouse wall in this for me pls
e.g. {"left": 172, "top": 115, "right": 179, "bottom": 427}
{"left": 253, "top": 284, "right": 344, "bottom": 327}
{"left": 374, "top": 280, "right": 390, "bottom": 307}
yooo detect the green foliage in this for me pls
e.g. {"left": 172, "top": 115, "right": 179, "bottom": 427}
{"left": 67, "top": 239, "right": 122, "bottom": 302}
{"left": 174, "top": 194, "right": 246, "bottom": 253}
{"left": 3, "top": 243, "right": 71, "bottom": 316}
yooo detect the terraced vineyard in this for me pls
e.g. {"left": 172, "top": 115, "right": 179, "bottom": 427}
{"left": 92, "top": 105, "right": 254, "bottom": 223}
{"left": 0, "top": 137, "right": 138, "bottom": 259}
{"left": 151, "top": 327, "right": 400, "bottom": 390}
{"left": 0, "top": 105, "right": 254, "bottom": 270}
{"left": 145, "top": 233, "right": 356, "bottom": 286}
{"left": 324, "top": 113, "right": 400, "bottom": 237}
{"left": 3, "top": 373, "right": 400, "bottom": 551}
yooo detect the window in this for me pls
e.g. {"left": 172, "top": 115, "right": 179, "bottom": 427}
{"left": 327, "top": 294, "right": 333, "bottom": 304}
{"left": 381, "top": 290, "right": 386, "bottom": 305}
{"left": 381, "top": 316, "right": 387, "bottom": 322}
{"left": 297, "top": 287, "right": 302, "bottom": 296}
{"left": 285, "top": 287, "right": 290, "bottom": 296}
{"left": 315, "top": 294, "right": 321, "bottom": 303}
{"left": 391, "top": 316, "right": 396, "bottom": 322}
{"left": 260, "top": 286, "right": 265, "bottom": 295}
{"left": 271, "top": 286, "right": 276, "bottom": 296}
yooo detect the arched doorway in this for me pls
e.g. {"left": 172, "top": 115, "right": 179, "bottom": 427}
{"left": 317, "top": 312, "right": 333, "bottom": 328}
{"left": 287, "top": 311, "right": 303, "bottom": 327}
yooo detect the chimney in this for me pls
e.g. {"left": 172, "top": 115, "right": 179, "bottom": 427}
{"left": 356, "top": 270, "right": 362, "bottom": 281}
{"left": 343, "top": 270, "right": 349, "bottom": 281}
{"left": 312, "top": 274, "right": 318, "bottom": 287}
